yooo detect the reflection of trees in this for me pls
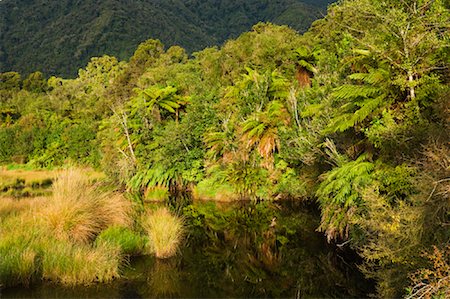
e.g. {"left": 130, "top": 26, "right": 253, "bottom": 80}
{"left": 182, "top": 201, "right": 372, "bottom": 297}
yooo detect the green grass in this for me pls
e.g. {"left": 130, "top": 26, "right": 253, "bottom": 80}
{"left": 0, "top": 229, "right": 41, "bottom": 287}
{"left": 144, "top": 187, "right": 170, "bottom": 202}
{"left": 193, "top": 177, "right": 239, "bottom": 201}
{"left": 0, "top": 208, "right": 124, "bottom": 287}
{"left": 4, "top": 164, "right": 36, "bottom": 171}
{"left": 0, "top": 170, "right": 132, "bottom": 288}
{"left": 0, "top": 169, "right": 189, "bottom": 288}
{"left": 41, "top": 241, "right": 121, "bottom": 286}
{"left": 95, "top": 226, "right": 147, "bottom": 256}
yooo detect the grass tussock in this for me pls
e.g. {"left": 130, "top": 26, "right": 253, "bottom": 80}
{"left": 0, "top": 233, "right": 40, "bottom": 287}
{"left": 43, "top": 169, "right": 132, "bottom": 243}
{"left": 0, "top": 169, "right": 133, "bottom": 288}
{"left": 42, "top": 241, "right": 121, "bottom": 286}
{"left": 0, "top": 206, "right": 123, "bottom": 287}
{"left": 142, "top": 208, "right": 184, "bottom": 259}
{"left": 0, "top": 215, "right": 45, "bottom": 287}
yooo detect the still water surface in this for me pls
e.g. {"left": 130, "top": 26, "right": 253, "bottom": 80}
{"left": 2, "top": 200, "right": 373, "bottom": 298}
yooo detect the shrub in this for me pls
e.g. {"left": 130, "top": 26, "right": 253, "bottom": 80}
{"left": 407, "top": 246, "right": 450, "bottom": 299}
{"left": 141, "top": 208, "right": 184, "bottom": 259}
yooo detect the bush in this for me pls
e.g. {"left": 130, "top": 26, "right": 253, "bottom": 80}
{"left": 141, "top": 208, "right": 184, "bottom": 259}
{"left": 407, "top": 246, "right": 450, "bottom": 299}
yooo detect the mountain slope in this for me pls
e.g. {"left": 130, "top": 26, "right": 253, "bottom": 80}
{"left": 0, "top": 0, "right": 333, "bottom": 77}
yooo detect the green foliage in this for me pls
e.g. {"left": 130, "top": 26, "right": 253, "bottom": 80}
{"left": 95, "top": 226, "right": 147, "bottom": 256}
{"left": 0, "top": 0, "right": 330, "bottom": 77}
{"left": 0, "top": 0, "right": 448, "bottom": 295}
{"left": 22, "top": 72, "right": 47, "bottom": 93}
{"left": 316, "top": 154, "right": 374, "bottom": 241}
{"left": 0, "top": 72, "right": 21, "bottom": 91}
{"left": 193, "top": 177, "right": 238, "bottom": 201}
{"left": 324, "top": 64, "right": 392, "bottom": 134}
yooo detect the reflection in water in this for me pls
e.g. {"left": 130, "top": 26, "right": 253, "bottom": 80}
{"left": 2, "top": 201, "right": 373, "bottom": 298}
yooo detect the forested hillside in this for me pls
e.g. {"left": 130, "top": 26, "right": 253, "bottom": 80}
{"left": 0, "top": 0, "right": 332, "bottom": 77}
{"left": 0, "top": 0, "right": 449, "bottom": 297}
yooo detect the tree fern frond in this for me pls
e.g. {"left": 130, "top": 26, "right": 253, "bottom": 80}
{"left": 333, "top": 85, "right": 381, "bottom": 100}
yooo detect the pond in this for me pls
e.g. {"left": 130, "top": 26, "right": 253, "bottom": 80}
{"left": 2, "top": 200, "right": 373, "bottom": 298}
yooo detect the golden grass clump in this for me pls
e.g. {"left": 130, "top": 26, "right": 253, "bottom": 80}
{"left": 42, "top": 241, "right": 121, "bottom": 286}
{"left": 142, "top": 208, "right": 184, "bottom": 259}
{"left": 43, "top": 169, "right": 132, "bottom": 244}
{"left": 0, "top": 212, "right": 122, "bottom": 287}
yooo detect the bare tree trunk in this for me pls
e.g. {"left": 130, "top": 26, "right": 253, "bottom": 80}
{"left": 110, "top": 105, "right": 137, "bottom": 163}
{"left": 120, "top": 111, "right": 137, "bottom": 163}
{"left": 408, "top": 71, "right": 416, "bottom": 100}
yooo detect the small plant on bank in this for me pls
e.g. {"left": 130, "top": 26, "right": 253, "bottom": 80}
{"left": 142, "top": 208, "right": 184, "bottom": 259}
{"left": 95, "top": 226, "right": 147, "bottom": 256}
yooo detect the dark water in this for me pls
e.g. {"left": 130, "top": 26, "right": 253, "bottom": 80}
{"left": 2, "top": 200, "right": 373, "bottom": 298}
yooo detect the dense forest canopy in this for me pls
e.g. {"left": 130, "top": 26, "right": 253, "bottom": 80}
{"left": 0, "top": 0, "right": 449, "bottom": 297}
{"left": 0, "top": 0, "right": 333, "bottom": 77}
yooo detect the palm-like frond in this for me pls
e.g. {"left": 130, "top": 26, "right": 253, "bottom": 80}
{"left": 316, "top": 155, "right": 374, "bottom": 241}
{"left": 325, "top": 64, "right": 391, "bottom": 133}
{"left": 204, "top": 121, "right": 237, "bottom": 163}
{"left": 131, "top": 85, "right": 186, "bottom": 122}
{"left": 241, "top": 101, "right": 290, "bottom": 167}
{"left": 294, "top": 46, "right": 319, "bottom": 74}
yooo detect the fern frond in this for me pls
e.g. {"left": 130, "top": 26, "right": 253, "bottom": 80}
{"left": 332, "top": 85, "right": 381, "bottom": 100}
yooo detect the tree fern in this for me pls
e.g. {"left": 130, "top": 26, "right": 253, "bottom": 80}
{"left": 324, "top": 65, "right": 391, "bottom": 134}
{"left": 294, "top": 46, "right": 318, "bottom": 74}
{"left": 131, "top": 85, "right": 187, "bottom": 122}
{"left": 316, "top": 154, "right": 374, "bottom": 241}
{"left": 241, "top": 100, "right": 290, "bottom": 168}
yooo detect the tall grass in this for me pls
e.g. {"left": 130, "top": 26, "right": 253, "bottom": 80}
{"left": 43, "top": 169, "right": 132, "bottom": 243}
{"left": 0, "top": 203, "right": 124, "bottom": 287}
{"left": 0, "top": 224, "right": 41, "bottom": 287}
{"left": 0, "top": 197, "right": 44, "bottom": 219}
{"left": 41, "top": 241, "right": 121, "bottom": 286}
{"left": 0, "top": 169, "right": 133, "bottom": 287}
{"left": 142, "top": 208, "right": 184, "bottom": 259}
{"left": 0, "top": 213, "right": 46, "bottom": 287}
